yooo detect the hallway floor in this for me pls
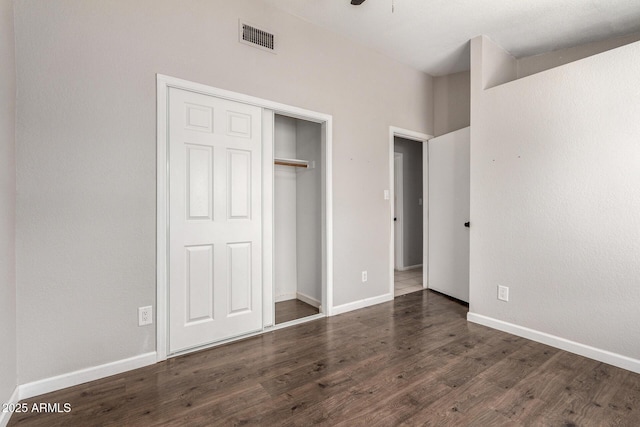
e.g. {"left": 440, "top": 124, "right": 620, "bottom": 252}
{"left": 394, "top": 267, "right": 423, "bottom": 297}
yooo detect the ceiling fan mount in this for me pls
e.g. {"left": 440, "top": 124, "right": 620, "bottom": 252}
{"left": 351, "top": 0, "right": 394, "bottom": 13}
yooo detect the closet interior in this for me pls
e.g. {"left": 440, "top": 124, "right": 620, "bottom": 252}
{"left": 274, "top": 114, "right": 323, "bottom": 324}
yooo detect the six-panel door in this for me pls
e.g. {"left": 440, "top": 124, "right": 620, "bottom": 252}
{"left": 169, "top": 88, "right": 263, "bottom": 353}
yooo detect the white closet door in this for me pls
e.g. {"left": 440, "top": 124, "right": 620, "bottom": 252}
{"left": 168, "top": 87, "right": 263, "bottom": 353}
{"left": 428, "top": 127, "right": 470, "bottom": 302}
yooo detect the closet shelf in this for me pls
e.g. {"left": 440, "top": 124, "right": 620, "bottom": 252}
{"left": 274, "top": 158, "right": 309, "bottom": 168}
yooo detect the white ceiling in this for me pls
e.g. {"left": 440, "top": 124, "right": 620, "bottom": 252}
{"left": 264, "top": 0, "right": 640, "bottom": 76}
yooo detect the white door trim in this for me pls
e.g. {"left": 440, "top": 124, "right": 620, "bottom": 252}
{"left": 157, "top": 74, "right": 334, "bottom": 361}
{"left": 388, "top": 127, "right": 432, "bottom": 298}
{"left": 262, "top": 110, "right": 275, "bottom": 328}
{"left": 393, "top": 152, "right": 404, "bottom": 270}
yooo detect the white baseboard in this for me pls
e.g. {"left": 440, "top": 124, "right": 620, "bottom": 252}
{"left": 19, "top": 352, "right": 157, "bottom": 400}
{"left": 275, "top": 292, "right": 297, "bottom": 303}
{"left": 331, "top": 293, "right": 393, "bottom": 316}
{"left": 396, "top": 264, "right": 422, "bottom": 272}
{"left": 0, "top": 386, "right": 20, "bottom": 427}
{"left": 467, "top": 313, "right": 640, "bottom": 375}
{"left": 296, "top": 291, "right": 321, "bottom": 309}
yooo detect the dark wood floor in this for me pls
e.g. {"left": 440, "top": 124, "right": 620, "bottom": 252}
{"left": 9, "top": 290, "right": 640, "bottom": 426}
{"left": 275, "top": 299, "right": 320, "bottom": 324}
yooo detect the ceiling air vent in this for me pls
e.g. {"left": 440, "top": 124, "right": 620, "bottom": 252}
{"left": 239, "top": 21, "right": 276, "bottom": 54}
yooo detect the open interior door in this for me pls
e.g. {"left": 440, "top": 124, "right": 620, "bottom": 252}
{"left": 428, "top": 127, "right": 470, "bottom": 302}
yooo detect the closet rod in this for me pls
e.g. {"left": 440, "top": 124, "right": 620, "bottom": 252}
{"left": 274, "top": 158, "right": 309, "bottom": 168}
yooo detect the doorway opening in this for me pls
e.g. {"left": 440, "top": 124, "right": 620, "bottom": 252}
{"left": 273, "top": 114, "right": 324, "bottom": 325}
{"left": 389, "top": 127, "right": 431, "bottom": 298}
{"left": 393, "top": 136, "right": 424, "bottom": 296}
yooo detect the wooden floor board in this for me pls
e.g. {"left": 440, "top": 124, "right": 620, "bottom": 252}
{"left": 275, "top": 299, "right": 319, "bottom": 324}
{"left": 9, "top": 290, "right": 640, "bottom": 426}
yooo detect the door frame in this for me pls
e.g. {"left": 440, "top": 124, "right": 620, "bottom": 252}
{"left": 157, "top": 74, "right": 333, "bottom": 361}
{"left": 388, "top": 127, "right": 432, "bottom": 297}
{"left": 393, "top": 152, "right": 404, "bottom": 270}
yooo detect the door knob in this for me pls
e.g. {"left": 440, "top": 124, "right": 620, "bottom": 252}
{"left": 464, "top": 222, "right": 470, "bottom": 228}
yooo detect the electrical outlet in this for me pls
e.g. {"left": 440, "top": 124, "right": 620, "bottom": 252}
{"left": 362, "top": 271, "right": 368, "bottom": 282}
{"left": 497, "top": 286, "right": 509, "bottom": 302}
{"left": 384, "top": 190, "right": 390, "bottom": 200}
{"left": 138, "top": 306, "right": 153, "bottom": 326}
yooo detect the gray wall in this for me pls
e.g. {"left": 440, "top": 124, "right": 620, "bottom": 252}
{"left": 393, "top": 137, "right": 423, "bottom": 268}
{"left": 296, "top": 120, "right": 322, "bottom": 302}
{"left": 433, "top": 71, "right": 470, "bottom": 137}
{"left": 517, "top": 31, "right": 640, "bottom": 78}
{"left": 274, "top": 115, "right": 298, "bottom": 301}
{"left": 470, "top": 35, "right": 640, "bottom": 362}
{"left": 0, "top": 0, "right": 17, "bottom": 410}
{"left": 14, "top": 0, "right": 433, "bottom": 383}
{"left": 431, "top": 34, "right": 640, "bottom": 139}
